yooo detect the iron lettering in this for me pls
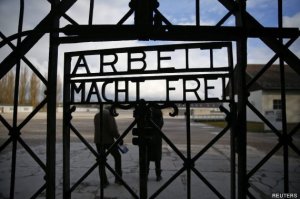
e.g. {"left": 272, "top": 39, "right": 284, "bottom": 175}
{"left": 65, "top": 42, "right": 233, "bottom": 104}
{"left": 69, "top": 76, "right": 228, "bottom": 103}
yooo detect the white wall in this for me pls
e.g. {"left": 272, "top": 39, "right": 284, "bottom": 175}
{"left": 0, "top": 105, "right": 33, "bottom": 113}
{"left": 247, "top": 90, "right": 263, "bottom": 122}
{"left": 231, "top": 90, "right": 300, "bottom": 131}
{"left": 263, "top": 91, "right": 300, "bottom": 123}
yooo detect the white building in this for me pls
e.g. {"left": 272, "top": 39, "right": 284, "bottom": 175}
{"left": 228, "top": 64, "right": 300, "bottom": 131}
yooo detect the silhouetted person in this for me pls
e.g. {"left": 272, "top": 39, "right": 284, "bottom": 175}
{"left": 147, "top": 107, "right": 164, "bottom": 181}
{"left": 94, "top": 106, "right": 123, "bottom": 188}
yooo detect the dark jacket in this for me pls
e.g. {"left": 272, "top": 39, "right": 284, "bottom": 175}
{"left": 94, "top": 109, "right": 119, "bottom": 145}
{"left": 148, "top": 107, "right": 164, "bottom": 161}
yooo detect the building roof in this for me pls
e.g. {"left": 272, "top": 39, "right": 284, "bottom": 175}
{"left": 226, "top": 64, "right": 300, "bottom": 94}
{"left": 246, "top": 64, "right": 300, "bottom": 91}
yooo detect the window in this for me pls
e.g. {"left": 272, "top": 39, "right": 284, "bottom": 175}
{"left": 273, "top": 99, "right": 281, "bottom": 110}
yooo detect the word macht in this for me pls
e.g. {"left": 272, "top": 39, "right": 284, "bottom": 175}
{"left": 69, "top": 76, "right": 228, "bottom": 103}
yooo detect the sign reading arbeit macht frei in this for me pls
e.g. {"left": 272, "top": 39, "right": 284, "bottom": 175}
{"left": 64, "top": 42, "right": 233, "bottom": 104}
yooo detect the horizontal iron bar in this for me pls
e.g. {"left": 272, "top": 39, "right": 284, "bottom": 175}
{"left": 68, "top": 99, "right": 232, "bottom": 105}
{"left": 69, "top": 73, "right": 230, "bottom": 82}
{"left": 60, "top": 25, "right": 299, "bottom": 42}
{"left": 70, "top": 67, "right": 231, "bottom": 79}
{"left": 65, "top": 40, "right": 230, "bottom": 56}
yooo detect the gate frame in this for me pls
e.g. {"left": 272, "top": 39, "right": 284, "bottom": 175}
{"left": 0, "top": 0, "right": 299, "bottom": 198}
{"left": 63, "top": 41, "right": 235, "bottom": 199}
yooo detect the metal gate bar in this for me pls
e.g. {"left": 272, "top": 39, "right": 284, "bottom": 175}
{"left": 146, "top": 103, "right": 232, "bottom": 199}
{"left": 218, "top": 0, "right": 300, "bottom": 75}
{"left": 0, "top": 32, "right": 48, "bottom": 85}
{"left": 247, "top": 102, "right": 281, "bottom": 136}
{"left": 46, "top": 0, "right": 60, "bottom": 197}
{"left": 0, "top": 0, "right": 77, "bottom": 80}
{"left": 235, "top": 1, "right": 248, "bottom": 198}
{"left": 186, "top": 103, "right": 191, "bottom": 199}
{"left": 9, "top": 0, "right": 24, "bottom": 196}
{"left": 63, "top": 98, "right": 233, "bottom": 198}
{"left": 0, "top": 100, "right": 48, "bottom": 198}
{"left": 63, "top": 105, "right": 140, "bottom": 198}
{"left": 278, "top": 0, "right": 289, "bottom": 193}
{"left": 246, "top": 38, "right": 297, "bottom": 90}
{"left": 0, "top": 32, "right": 47, "bottom": 85}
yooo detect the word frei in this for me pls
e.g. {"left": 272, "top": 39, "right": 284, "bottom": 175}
{"left": 65, "top": 42, "right": 233, "bottom": 104}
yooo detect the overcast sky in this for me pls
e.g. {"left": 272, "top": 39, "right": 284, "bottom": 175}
{"left": 0, "top": 0, "right": 299, "bottom": 102}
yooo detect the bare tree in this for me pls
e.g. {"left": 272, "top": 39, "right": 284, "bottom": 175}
{"left": 57, "top": 74, "right": 62, "bottom": 104}
{"left": 0, "top": 74, "right": 6, "bottom": 104}
{"left": 29, "top": 73, "right": 40, "bottom": 107}
{"left": 19, "top": 66, "right": 29, "bottom": 105}
{"left": 0, "top": 70, "right": 15, "bottom": 105}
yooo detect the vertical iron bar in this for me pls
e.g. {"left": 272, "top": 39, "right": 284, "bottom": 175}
{"left": 10, "top": 139, "right": 17, "bottom": 199}
{"left": 230, "top": 103, "right": 236, "bottom": 199}
{"left": 134, "top": 0, "right": 153, "bottom": 39}
{"left": 89, "top": 0, "right": 94, "bottom": 25}
{"left": 185, "top": 48, "right": 189, "bottom": 69}
{"left": 228, "top": 43, "right": 236, "bottom": 199}
{"left": 196, "top": 0, "right": 200, "bottom": 26}
{"left": 10, "top": 1, "right": 24, "bottom": 198}
{"left": 138, "top": 103, "right": 148, "bottom": 199}
{"left": 235, "top": 0, "right": 248, "bottom": 198}
{"left": 186, "top": 103, "right": 191, "bottom": 199}
{"left": 139, "top": 134, "right": 148, "bottom": 199}
{"left": 100, "top": 103, "right": 104, "bottom": 199}
{"left": 278, "top": 0, "right": 289, "bottom": 193}
{"left": 210, "top": 49, "right": 214, "bottom": 69}
{"left": 63, "top": 55, "right": 71, "bottom": 199}
{"left": 47, "top": 0, "right": 59, "bottom": 198}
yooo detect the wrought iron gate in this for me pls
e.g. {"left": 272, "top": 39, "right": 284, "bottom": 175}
{"left": 0, "top": 0, "right": 299, "bottom": 198}
{"left": 63, "top": 41, "right": 235, "bottom": 198}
